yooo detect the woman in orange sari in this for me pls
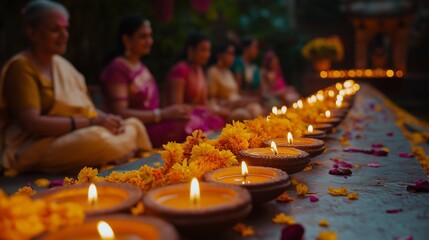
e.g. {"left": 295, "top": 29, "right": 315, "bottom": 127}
{"left": 0, "top": 0, "right": 151, "bottom": 174}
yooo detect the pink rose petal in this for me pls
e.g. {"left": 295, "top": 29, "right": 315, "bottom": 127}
{"left": 371, "top": 143, "right": 384, "bottom": 148}
{"left": 387, "top": 132, "right": 394, "bottom": 136}
{"left": 399, "top": 153, "right": 414, "bottom": 158}
{"left": 367, "top": 162, "right": 380, "bottom": 168}
{"left": 308, "top": 195, "right": 319, "bottom": 202}
{"left": 281, "top": 224, "right": 305, "bottom": 240}
{"left": 394, "top": 235, "right": 413, "bottom": 240}
{"left": 334, "top": 161, "right": 353, "bottom": 169}
{"left": 386, "top": 208, "right": 403, "bottom": 214}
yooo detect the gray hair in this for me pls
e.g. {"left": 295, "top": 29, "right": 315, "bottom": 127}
{"left": 23, "top": 0, "right": 69, "bottom": 27}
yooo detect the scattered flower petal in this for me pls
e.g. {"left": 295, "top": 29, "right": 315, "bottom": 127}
{"left": 387, "top": 132, "right": 394, "bottom": 136}
{"left": 367, "top": 162, "right": 380, "bottom": 168}
{"left": 233, "top": 223, "right": 255, "bottom": 237}
{"left": 354, "top": 164, "right": 361, "bottom": 168}
{"left": 34, "top": 178, "right": 50, "bottom": 187}
{"left": 399, "top": 153, "right": 414, "bottom": 158}
{"left": 131, "top": 202, "right": 145, "bottom": 216}
{"left": 329, "top": 168, "right": 352, "bottom": 176}
{"left": 386, "top": 209, "right": 403, "bottom": 214}
{"left": 296, "top": 183, "right": 309, "bottom": 195}
{"left": 347, "top": 192, "right": 359, "bottom": 200}
{"left": 303, "top": 165, "right": 313, "bottom": 172}
{"left": 371, "top": 143, "right": 383, "bottom": 148}
{"left": 280, "top": 224, "right": 305, "bottom": 240}
{"left": 290, "top": 178, "right": 300, "bottom": 186}
{"left": 273, "top": 213, "right": 295, "bottom": 225}
{"left": 407, "top": 178, "right": 429, "bottom": 193}
{"left": 276, "top": 192, "right": 294, "bottom": 202}
{"left": 344, "top": 148, "right": 388, "bottom": 156}
{"left": 328, "top": 186, "right": 348, "bottom": 196}
{"left": 314, "top": 161, "right": 323, "bottom": 166}
{"left": 48, "top": 180, "right": 64, "bottom": 188}
{"left": 319, "top": 219, "right": 329, "bottom": 227}
{"left": 393, "top": 235, "right": 413, "bottom": 240}
{"left": 317, "top": 230, "right": 338, "bottom": 240}
{"left": 14, "top": 186, "right": 36, "bottom": 196}
{"left": 333, "top": 161, "right": 353, "bottom": 169}
{"left": 308, "top": 195, "right": 319, "bottom": 202}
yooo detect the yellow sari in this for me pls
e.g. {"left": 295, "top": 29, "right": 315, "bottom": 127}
{"left": 0, "top": 53, "right": 152, "bottom": 173}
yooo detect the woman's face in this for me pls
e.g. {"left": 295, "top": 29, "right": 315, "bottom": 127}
{"left": 246, "top": 40, "right": 259, "bottom": 60}
{"left": 27, "top": 9, "right": 69, "bottom": 55}
{"left": 125, "top": 24, "right": 153, "bottom": 57}
{"left": 219, "top": 45, "right": 235, "bottom": 67}
{"left": 189, "top": 40, "right": 211, "bottom": 65}
{"left": 270, "top": 56, "right": 280, "bottom": 71}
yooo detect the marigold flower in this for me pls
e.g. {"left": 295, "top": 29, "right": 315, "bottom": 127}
{"left": 15, "top": 186, "right": 36, "bottom": 196}
{"left": 35, "top": 178, "right": 50, "bottom": 187}
{"left": 317, "top": 230, "right": 338, "bottom": 240}
{"left": 131, "top": 202, "right": 145, "bottom": 216}
{"left": 347, "top": 192, "right": 360, "bottom": 200}
{"left": 272, "top": 213, "right": 295, "bottom": 225}
{"left": 276, "top": 192, "right": 294, "bottom": 202}
{"left": 296, "top": 183, "right": 309, "bottom": 195}
{"left": 319, "top": 219, "right": 329, "bottom": 227}
{"left": 328, "top": 186, "right": 348, "bottom": 196}
{"left": 232, "top": 223, "right": 255, "bottom": 237}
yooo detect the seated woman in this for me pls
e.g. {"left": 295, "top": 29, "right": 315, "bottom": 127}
{"left": 0, "top": 0, "right": 151, "bottom": 174}
{"left": 166, "top": 33, "right": 224, "bottom": 131}
{"left": 231, "top": 37, "right": 262, "bottom": 94}
{"left": 101, "top": 15, "right": 192, "bottom": 148}
{"left": 261, "top": 50, "right": 300, "bottom": 107}
{"left": 207, "top": 42, "right": 263, "bottom": 121}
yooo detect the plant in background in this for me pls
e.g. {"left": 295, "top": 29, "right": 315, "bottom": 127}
{"left": 301, "top": 36, "right": 344, "bottom": 62}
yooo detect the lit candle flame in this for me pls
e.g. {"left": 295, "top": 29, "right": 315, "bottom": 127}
{"left": 336, "top": 100, "right": 342, "bottom": 108}
{"left": 272, "top": 106, "right": 278, "bottom": 115}
{"left": 308, "top": 125, "right": 313, "bottom": 133}
{"left": 241, "top": 161, "right": 249, "bottom": 181}
{"left": 97, "top": 221, "right": 115, "bottom": 240}
{"left": 325, "top": 110, "right": 331, "bottom": 118}
{"left": 270, "top": 141, "right": 278, "bottom": 157}
{"left": 292, "top": 103, "right": 297, "bottom": 109}
{"left": 190, "top": 177, "right": 200, "bottom": 206}
{"left": 297, "top": 100, "right": 303, "bottom": 109}
{"left": 281, "top": 106, "right": 287, "bottom": 114}
{"left": 88, "top": 183, "right": 97, "bottom": 206}
{"left": 287, "top": 132, "right": 293, "bottom": 144}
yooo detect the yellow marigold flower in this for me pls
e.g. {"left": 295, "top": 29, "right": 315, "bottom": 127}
{"left": 165, "top": 159, "right": 199, "bottom": 185}
{"left": 63, "top": 177, "right": 77, "bottom": 186}
{"left": 354, "top": 164, "right": 361, "bottom": 169}
{"left": 160, "top": 142, "right": 185, "bottom": 170}
{"left": 276, "top": 192, "right": 294, "bottom": 202}
{"left": 296, "top": 183, "right": 309, "bottom": 195}
{"left": 35, "top": 178, "right": 50, "bottom": 187}
{"left": 303, "top": 165, "right": 313, "bottom": 171}
{"left": 77, "top": 167, "right": 99, "bottom": 183}
{"left": 328, "top": 186, "right": 348, "bottom": 196}
{"left": 232, "top": 223, "right": 255, "bottom": 237}
{"left": 216, "top": 121, "right": 251, "bottom": 155}
{"left": 272, "top": 213, "right": 295, "bottom": 225}
{"left": 319, "top": 219, "right": 329, "bottom": 227}
{"left": 183, "top": 130, "right": 208, "bottom": 155}
{"left": 317, "top": 230, "right": 338, "bottom": 240}
{"left": 347, "top": 192, "right": 360, "bottom": 200}
{"left": 15, "top": 186, "right": 36, "bottom": 196}
{"left": 290, "top": 177, "right": 300, "bottom": 186}
{"left": 131, "top": 202, "right": 145, "bottom": 216}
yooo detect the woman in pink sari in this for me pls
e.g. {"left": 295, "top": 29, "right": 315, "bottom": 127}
{"left": 101, "top": 16, "right": 192, "bottom": 148}
{"left": 166, "top": 33, "right": 225, "bottom": 131}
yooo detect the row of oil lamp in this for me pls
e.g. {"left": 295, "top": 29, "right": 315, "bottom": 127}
{"left": 33, "top": 81, "right": 358, "bottom": 239}
{"left": 320, "top": 68, "right": 404, "bottom": 79}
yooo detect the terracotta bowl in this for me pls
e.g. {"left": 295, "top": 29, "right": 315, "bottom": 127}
{"left": 302, "top": 129, "right": 327, "bottom": 140}
{"left": 313, "top": 123, "right": 334, "bottom": 133}
{"left": 238, "top": 147, "right": 310, "bottom": 174}
{"left": 315, "top": 117, "right": 342, "bottom": 127}
{"left": 143, "top": 182, "right": 252, "bottom": 235}
{"left": 33, "top": 182, "right": 142, "bottom": 217}
{"left": 37, "top": 214, "right": 179, "bottom": 240}
{"left": 265, "top": 138, "right": 326, "bottom": 158}
{"left": 204, "top": 166, "right": 290, "bottom": 204}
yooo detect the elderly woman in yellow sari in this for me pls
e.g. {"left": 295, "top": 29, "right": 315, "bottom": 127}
{"left": 0, "top": 0, "right": 152, "bottom": 174}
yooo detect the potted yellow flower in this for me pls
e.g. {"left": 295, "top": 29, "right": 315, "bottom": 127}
{"left": 301, "top": 36, "right": 344, "bottom": 71}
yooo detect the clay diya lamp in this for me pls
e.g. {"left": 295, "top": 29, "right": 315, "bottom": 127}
{"left": 143, "top": 178, "right": 252, "bottom": 235}
{"left": 204, "top": 161, "right": 290, "bottom": 204}
{"left": 33, "top": 182, "right": 142, "bottom": 217}
{"left": 238, "top": 141, "right": 310, "bottom": 174}
{"left": 313, "top": 122, "right": 333, "bottom": 133}
{"left": 315, "top": 110, "right": 342, "bottom": 127}
{"left": 265, "top": 132, "right": 326, "bottom": 158}
{"left": 302, "top": 124, "right": 326, "bottom": 140}
{"left": 38, "top": 214, "right": 179, "bottom": 240}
